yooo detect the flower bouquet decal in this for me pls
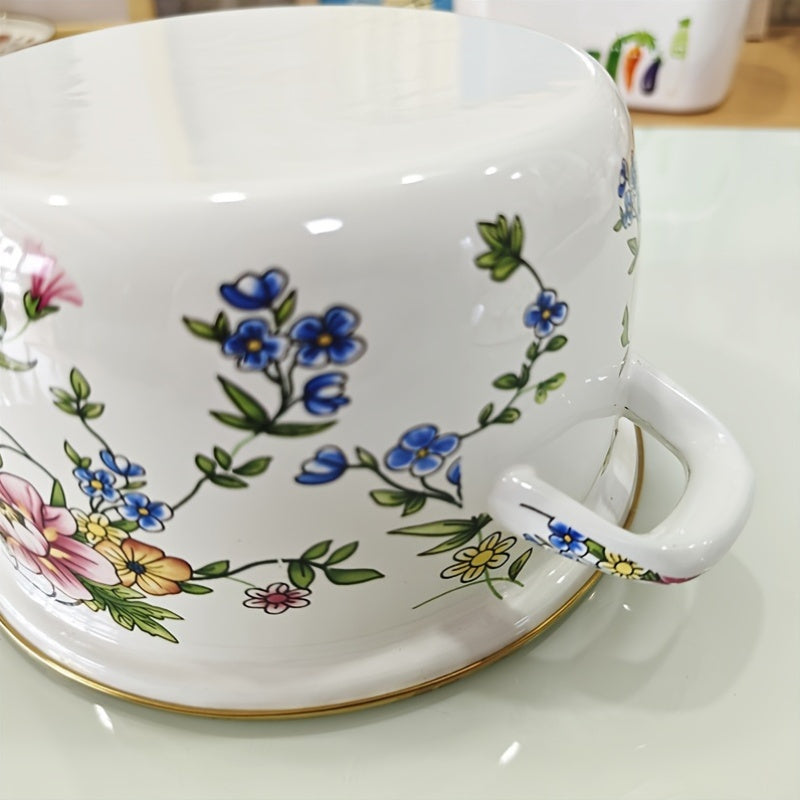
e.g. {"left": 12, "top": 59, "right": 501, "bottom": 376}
{"left": 0, "top": 262, "right": 383, "bottom": 644}
{"left": 296, "top": 214, "right": 571, "bottom": 607}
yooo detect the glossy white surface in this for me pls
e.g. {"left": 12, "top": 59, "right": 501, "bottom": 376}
{"left": 0, "top": 6, "right": 685, "bottom": 709}
{"left": 1, "top": 127, "right": 797, "bottom": 798}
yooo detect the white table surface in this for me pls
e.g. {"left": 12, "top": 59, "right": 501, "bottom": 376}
{"left": 1, "top": 127, "right": 798, "bottom": 800}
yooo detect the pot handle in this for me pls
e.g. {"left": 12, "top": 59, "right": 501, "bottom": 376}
{"left": 488, "top": 355, "right": 754, "bottom": 583}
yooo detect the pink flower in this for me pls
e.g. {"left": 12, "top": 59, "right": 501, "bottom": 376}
{"left": 243, "top": 582, "right": 311, "bottom": 614}
{"left": 0, "top": 473, "right": 118, "bottom": 601}
{"left": 23, "top": 242, "right": 82, "bottom": 312}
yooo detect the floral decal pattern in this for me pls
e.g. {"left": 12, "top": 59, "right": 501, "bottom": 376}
{"left": 616, "top": 152, "right": 640, "bottom": 347}
{"left": 0, "top": 259, "right": 384, "bottom": 643}
{"left": 518, "top": 503, "right": 691, "bottom": 583}
{"left": 295, "top": 215, "right": 569, "bottom": 607}
{"left": 0, "top": 232, "right": 83, "bottom": 371}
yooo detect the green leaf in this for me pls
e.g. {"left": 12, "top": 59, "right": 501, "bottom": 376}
{"left": 496, "top": 214, "right": 509, "bottom": 240}
{"left": 495, "top": 407, "right": 521, "bottom": 424}
{"left": 63, "top": 440, "right": 82, "bottom": 466}
{"left": 535, "top": 386, "right": 549, "bottom": 404}
{"left": 274, "top": 290, "right": 297, "bottom": 327}
{"left": 208, "top": 473, "right": 248, "bottom": 489}
{"left": 621, "top": 306, "right": 630, "bottom": 347}
{"left": 195, "top": 454, "right": 216, "bottom": 475}
{"left": 326, "top": 541, "right": 358, "bottom": 565}
{"left": 218, "top": 376, "right": 269, "bottom": 424}
{"left": 268, "top": 420, "right": 337, "bottom": 437}
{"left": 491, "top": 255, "right": 520, "bottom": 281}
{"left": 132, "top": 618, "right": 179, "bottom": 643}
{"left": 478, "top": 403, "right": 494, "bottom": 426}
{"left": 232, "top": 456, "right": 271, "bottom": 476}
{"left": 325, "top": 567, "right": 384, "bottom": 585}
{"left": 613, "top": 217, "right": 624, "bottom": 232}
{"left": 180, "top": 582, "right": 213, "bottom": 595}
{"left": 518, "top": 363, "right": 530, "bottom": 387}
{"left": 301, "top": 540, "right": 332, "bottom": 561}
{"left": 195, "top": 560, "right": 230, "bottom": 577}
{"left": 79, "top": 457, "right": 91, "bottom": 468}
{"left": 213, "top": 311, "right": 231, "bottom": 339}
{"left": 389, "top": 515, "right": 491, "bottom": 537}
{"left": 22, "top": 290, "right": 39, "bottom": 320}
{"left": 49, "top": 480, "right": 67, "bottom": 508}
{"left": 288, "top": 559, "right": 315, "bottom": 589}
{"left": 69, "top": 368, "right": 91, "bottom": 400}
{"left": 627, "top": 237, "right": 639, "bottom": 255}
{"left": 475, "top": 251, "right": 500, "bottom": 268}
{"left": 51, "top": 388, "right": 73, "bottom": 403}
{"left": 545, "top": 335, "right": 568, "bottom": 352}
{"left": 403, "top": 494, "right": 427, "bottom": 516}
{"left": 586, "top": 539, "right": 606, "bottom": 560}
{"left": 182, "top": 317, "right": 218, "bottom": 340}
{"left": 477, "top": 221, "right": 503, "bottom": 248}
{"left": 81, "top": 402, "right": 104, "bottom": 419}
{"left": 510, "top": 215, "right": 524, "bottom": 257}
{"left": 370, "top": 489, "right": 408, "bottom": 507}
{"left": 125, "top": 480, "right": 147, "bottom": 490}
{"left": 53, "top": 399, "right": 79, "bottom": 415}
{"left": 355, "top": 447, "right": 378, "bottom": 469}
{"left": 109, "top": 520, "right": 139, "bottom": 533}
{"left": 0, "top": 351, "right": 35, "bottom": 371}
{"left": 419, "top": 530, "right": 476, "bottom": 555}
{"left": 492, "top": 373, "right": 519, "bottom": 390}
{"left": 210, "top": 411, "right": 262, "bottom": 431}
{"left": 508, "top": 547, "right": 533, "bottom": 581}
{"left": 213, "top": 446, "right": 232, "bottom": 470}
{"left": 526, "top": 340, "right": 539, "bottom": 360}
{"left": 543, "top": 372, "right": 566, "bottom": 390}
{"left": 110, "top": 606, "right": 135, "bottom": 630}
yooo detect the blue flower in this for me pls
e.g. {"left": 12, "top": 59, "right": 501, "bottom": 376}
{"left": 222, "top": 318, "right": 288, "bottom": 370}
{"left": 302, "top": 372, "right": 349, "bottom": 416}
{"left": 446, "top": 458, "right": 462, "bottom": 488}
{"left": 385, "top": 425, "right": 460, "bottom": 477}
{"left": 618, "top": 158, "right": 629, "bottom": 198}
{"left": 621, "top": 190, "right": 636, "bottom": 228}
{"left": 118, "top": 492, "right": 173, "bottom": 532}
{"left": 296, "top": 446, "right": 349, "bottom": 485}
{"left": 100, "top": 449, "right": 145, "bottom": 478}
{"left": 73, "top": 468, "right": 119, "bottom": 502}
{"left": 523, "top": 290, "right": 568, "bottom": 338}
{"left": 290, "top": 306, "right": 365, "bottom": 368}
{"left": 547, "top": 520, "right": 588, "bottom": 558}
{"left": 220, "top": 269, "right": 287, "bottom": 310}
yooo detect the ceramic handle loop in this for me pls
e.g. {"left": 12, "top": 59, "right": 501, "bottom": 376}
{"left": 488, "top": 356, "right": 754, "bottom": 583}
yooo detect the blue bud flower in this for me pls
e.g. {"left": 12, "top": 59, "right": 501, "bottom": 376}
{"left": 302, "top": 372, "right": 349, "bottom": 416}
{"left": 220, "top": 269, "right": 287, "bottom": 310}
{"left": 296, "top": 446, "right": 349, "bottom": 485}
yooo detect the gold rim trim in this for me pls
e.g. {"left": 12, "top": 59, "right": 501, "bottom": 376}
{"left": 0, "top": 429, "right": 644, "bottom": 720}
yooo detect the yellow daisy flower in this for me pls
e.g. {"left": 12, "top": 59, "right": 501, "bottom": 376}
{"left": 441, "top": 531, "right": 516, "bottom": 583}
{"left": 597, "top": 551, "right": 645, "bottom": 579}
{"left": 72, "top": 509, "right": 126, "bottom": 546}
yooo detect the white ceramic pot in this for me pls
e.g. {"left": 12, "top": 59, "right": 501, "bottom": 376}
{"left": 0, "top": 7, "right": 752, "bottom": 714}
{"left": 453, "top": 0, "right": 750, "bottom": 113}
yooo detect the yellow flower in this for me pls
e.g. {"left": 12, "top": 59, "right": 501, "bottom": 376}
{"left": 597, "top": 551, "right": 646, "bottom": 579}
{"left": 72, "top": 509, "right": 126, "bottom": 546}
{"left": 441, "top": 531, "right": 515, "bottom": 583}
{"left": 95, "top": 538, "right": 191, "bottom": 595}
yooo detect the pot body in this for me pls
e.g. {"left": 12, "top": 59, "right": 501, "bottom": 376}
{"left": 0, "top": 8, "right": 640, "bottom": 701}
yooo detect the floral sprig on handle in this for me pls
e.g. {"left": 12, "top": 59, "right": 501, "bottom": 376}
{"left": 518, "top": 502, "right": 691, "bottom": 583}
{"left": 294, "top": 215, "right": 567, "bottom": 606}
{"left": 0, "top": 234, "right": 82, "bottom": 371}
